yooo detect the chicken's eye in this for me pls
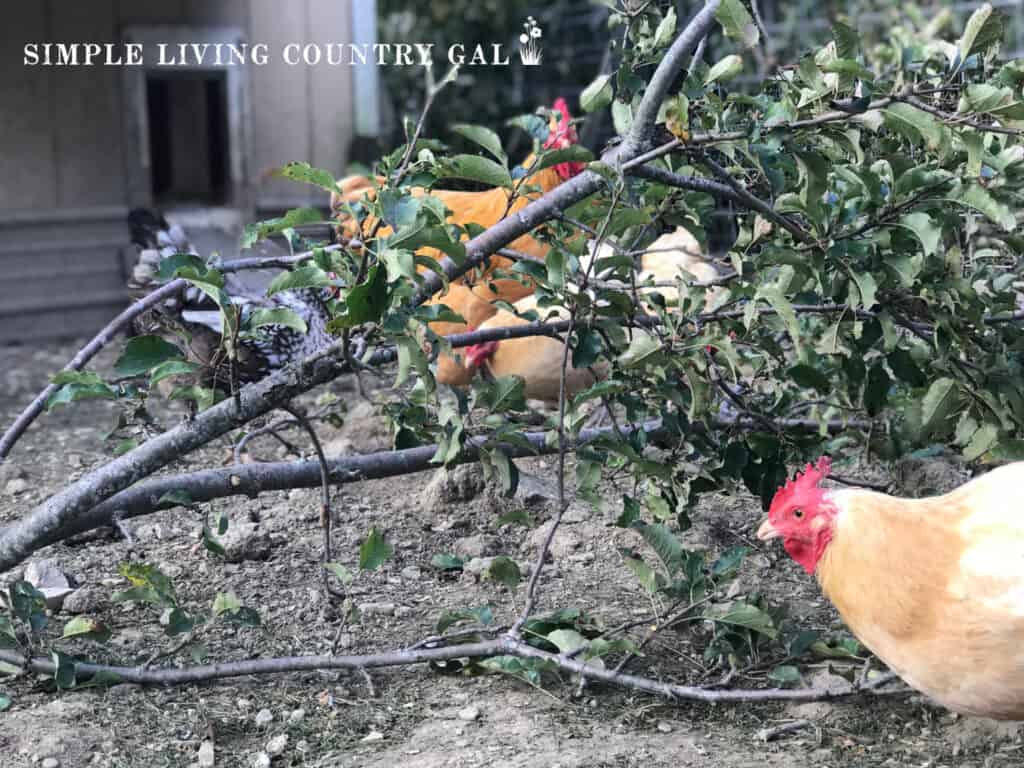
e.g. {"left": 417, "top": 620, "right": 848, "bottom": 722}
{"left": 793, "top": 509, "right": 804, "bottom": 519}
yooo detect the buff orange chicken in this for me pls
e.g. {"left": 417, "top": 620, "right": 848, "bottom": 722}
{"left": 757, "top": 457, "right": 1024, "bottom": 719}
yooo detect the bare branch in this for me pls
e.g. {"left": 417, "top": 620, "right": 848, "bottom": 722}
{"left": 629, "top": 163, "right": 813, "bottom": 243}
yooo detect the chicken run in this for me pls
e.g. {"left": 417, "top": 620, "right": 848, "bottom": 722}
{"left": 5, "top": 1, "right": 1024, "bottom": 765}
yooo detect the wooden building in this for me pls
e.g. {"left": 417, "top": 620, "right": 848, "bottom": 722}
{"left": 0, "top": 0, "right": 377, "bottom": 342}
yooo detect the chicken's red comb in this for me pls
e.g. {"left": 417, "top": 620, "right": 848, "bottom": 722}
{"left": 773, "top": 456, "right": 832, "bottom": 505}
{"left": 552, "top": 97, "right": 572, "bottom": 123}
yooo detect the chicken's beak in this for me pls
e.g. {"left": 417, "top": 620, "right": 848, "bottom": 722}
{"left": 756, "top": 519, "right": 781, "bottom": 542}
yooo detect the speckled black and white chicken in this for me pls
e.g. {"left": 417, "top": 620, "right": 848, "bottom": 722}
{"left": 128, "top": 208, "right": 336, "bottom": 388}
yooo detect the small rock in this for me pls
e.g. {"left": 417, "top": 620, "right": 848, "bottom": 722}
{"left": 457, "top": 705, "right": 481, "bottom": 722}
{"left": 266, "top": 734, "right": 288, "bottom": 756}
{"left": 453, "top": 533, "right": 496, "bottom": 559}
{"left": 400, "top": 566, "right": 422, "bottom": 581}
{"left": 4, "top": 477, "right": 29, "bottom": 496}
{"left": 514, "top": 473, "right": 559, "bottom": 506}
{"left": 106, "top": 683, "right": 142, "bottom": 699}
{"left": 0, "top": 463, "right": 26, "bottom": 485}
{"left": 288, "top": 708, "right": 306, "bottom": 724}
{"left": 254, "top": 708, "right": 274, "bottom": 728}
{"left": 361, "top": 730, "right": 385, "bottom": 742}
{"left": 529, "top": 523, "right": 582, "bottom": 559}
{"left": 562, "top": 502, "right": 592, "bottom": 523}
{"left": 656, "top": 721, "right": 673, "bottom": 733}
{"left": 463, "top": 556, "right": 532, "bottom": 580}
{"left": 215, "top": 522, "right": 275, "bottom": 563}
{"left": 420, "top": 465, "right": 486, "bottom": 510}
{"left": 197, "top": 741, "right": 214, "bottom": 768}
{"left": 395, "top": 606, "right": 414, "bottom": 619}
{"left": 62, "top": 585, "right": 106, "bottom": 615}
{"left": 296, "top": 740, "right": 309, "bottom": 754}
{"left": 895, "top": 453, "right": 968, "bottom": 497}
{"left": 358, "top": 602, "right": 396, "bottom": 616}
{"left": 251, "top": 752, "right": 271, "bottom": 768}
{"left": 334, "top": 632, "right": 355, "bottom": 650}
{"left": 25, "top": 559, "right": 74, "bottom": 609}
{"left": 133, "top": 522, "right": 165, "bottom": 542}
{"left": 41, "top": 759, "right": 60, "bottom": 768}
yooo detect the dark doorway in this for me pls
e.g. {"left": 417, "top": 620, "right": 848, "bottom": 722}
{"left": 146, "top": 71, "right": 230, "bottom": 205}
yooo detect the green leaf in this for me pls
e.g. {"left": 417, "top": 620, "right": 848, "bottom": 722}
{"left": 618, "top": 332, "right": 661, "bottom": 368}
{"left": 359, "top": 527, "right": 393, "bottom": 571}
{"left": 832, "top": 22, "right": 860, "bottom": 59}
{"left": 653, "top": 7, "right": 677, "bottom": 48}
{"left": 330, "top": 264, "right": 389, "bottom": 330}
{"left": 164, "top": 607, "right": 197, "bottom": 635}
{"left": 438, "top": 155, "right": 512, "bottom": 188}
{"left": 611, "top": 99, "right": 633, "bottom": 136}
{"left": 623, "top": 556, "right": 659, "bottom": 593}
{"left": 241, "top": 207, "right": 324, "bottom": 249}
{"left": 451, "top": 123, "right": 507, "bottom": 164}
{"left": 51, "top": 651, "right": 76, "bottom": 690}
{"left": 477, "top": 375, "right": 527, "bottom": 412}
{"left": 61, "top": 616, "right": 110, "bottom": 642}
{"left": 249, "top": 308, "right": 308, "bottom": 334}
{"left": 883, "top": 104, "right": 946, "bottom": 151}
{"left": 532, "top": 146, "right": 594, "bottom": 174}
{"left": 273, "top": 161, "right": 338, "bottom": 193}
{"left": 951, "top": 184, "right": 1016, "bottom": 231}
{"left": 921, "top": 378, "right": 959, "bottom": 437}
{"left": 547, "top": 628, "right": 587, "bottom": 655}
{"left": 436, "top": 605, "right": 494, "bottom": 633}
{"left": 703, "top": 602, "right": 778, "bottom": 638}
{"left": 486, "top": 556, "right": 521, "bottom": 589}
{"left": 430, "top": 553, "right": 465, "bottom": 571}
{"left": 266, "top": 265, "right": 330, "bottom": 296}
{"left": 149, "top": 359, "right": 200, "bottom": 386}
{"left": 716, "top": 0, "right": 759, "bottom": 48}
{"left": 864, "top": 362, "right": 890, "bottom": 416}
{"left": 638, "top": 523, "right": 684, "bottom": 575}
{"left": 788, "top": 364, "right": 831, "bottom": 393}
{"left": 820, "top": 59, "right": 874, "bottom": 82}
{"left": 378, "top": 189, "right": 422, "bottom": 229}
{"left": 767, "top": 664, "right": 802, "bottom": 686}
{"left": 711, "top": 546, "right": 750, "bottom": 578}
{"left": 704, "top": 54, "right": 744, "bottom": 86}
{"left": 324, "top": 562, "right": 354, "bottom": 585}
{"left": 45, "top": 372, "right": 117, "bottom": 410}
{"left": 956, "top": 3, "right": 1003, "bottom": 69}
{"left": 157, "top": 253, "right": 207, "bottom": 281}
{"left": 114, "top": 336, "right": 183, "bottom": 377}
{"left": 581, "top": 74, "right": 614, "bottom": 113}
{"left": 156, "top": 489, "right": 193, "bottom": 508}
{"left": 964, "top": 423, "right": 999, "bottom": 461}
{"left": 896, "top": 212, "right": 941, "bottom": 257}
{"left": 0, "top": 694, "right": 10, "bottom": 712}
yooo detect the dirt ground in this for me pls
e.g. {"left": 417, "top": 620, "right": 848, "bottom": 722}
{"left": 1, "top": 338, "right": 1022, "bottom": 768}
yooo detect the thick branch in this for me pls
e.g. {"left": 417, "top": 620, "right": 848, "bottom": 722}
{"left": 0, "top": 339, "right": 384, "bottom": 572}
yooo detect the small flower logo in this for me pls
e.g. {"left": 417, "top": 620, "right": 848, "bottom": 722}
{"left": 519, "top": 17, "right": 543, "bottom": 66}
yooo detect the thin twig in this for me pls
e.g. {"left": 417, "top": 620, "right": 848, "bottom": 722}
{"left": 280, "top": 403, "right": 343, "bottom": 599}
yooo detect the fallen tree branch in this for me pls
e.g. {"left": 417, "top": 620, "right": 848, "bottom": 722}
{"left": 0, "top": 634, "right": 908, "bottom": 704}
{"left": 9, "top": 416, "right": 871, "bottom": 554}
